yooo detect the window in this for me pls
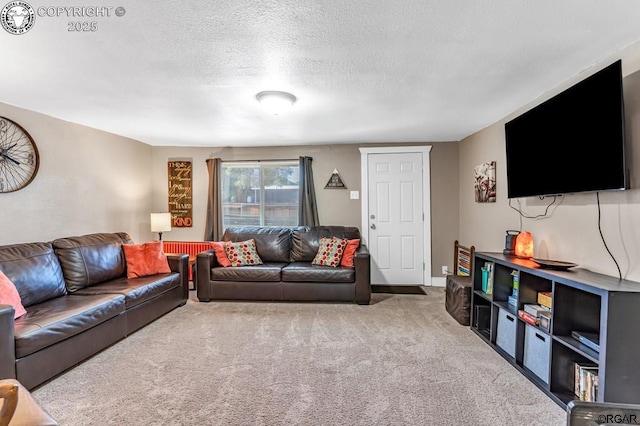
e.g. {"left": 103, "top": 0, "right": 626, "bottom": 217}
{"left": 221, "top": 161, "right": 300, "bottom": 229}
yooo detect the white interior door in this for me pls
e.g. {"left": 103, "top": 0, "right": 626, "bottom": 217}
{"left": 361, "top": 148, "right": 431, "bottom": 285}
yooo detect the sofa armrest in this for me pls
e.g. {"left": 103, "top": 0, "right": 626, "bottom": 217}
{"left": 196, "top": 250, "right": 216, "bottom": 301}
{"left": 0, "top": 305, "right": 16, "bottom": 379}
{"left": 166, "top": 253, "right": 189, "bottom": 302}
{"left": 353, "top": 244, "right": 371, "bottom": 305}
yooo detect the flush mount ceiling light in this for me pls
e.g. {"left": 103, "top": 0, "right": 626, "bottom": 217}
{"left": 256, "top": 91, "right": 296, "bottom": 115}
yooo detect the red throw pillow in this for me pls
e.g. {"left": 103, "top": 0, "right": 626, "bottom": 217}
{"left": 0, "top": 271, "right": 27, "bottom": 319}
{"left": 340, "top": 239, "right": 360, "bottom": 268}
{"left": 122, "top": 241, "right": 171, "bottom": 278}
{"left": 211, "top": 242, "right": 232, "bottom": 267}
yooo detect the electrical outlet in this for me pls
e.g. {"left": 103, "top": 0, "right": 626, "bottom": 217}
{"left": 442, "top": 265, "right": 448, "bottom": 275}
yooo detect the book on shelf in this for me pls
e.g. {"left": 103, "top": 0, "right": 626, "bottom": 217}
{"left": 523, "top": 303, "right": 551, "bottom": 318}
{"left": 511, "top": 270, "right": 519, "bottom": 290}
{"left": 538, "top": 311, "right": 551, "bottom": 332}
{"left": 571, "top": 331, "right": 600, "bottom": 353}
{"left": 574, "top": 362, "right": 598, "bottom": 402}
{"left": 508, "top": 295, "right": 518, "bottom": 308}
{"left": 482, "top": 262, "right": 494, "bottom": 295}
{"left": 518, "top": 309, "right": 538, "bottom": 326}
{"left": 537, "top": 291, "right": 552, "bottom": 309}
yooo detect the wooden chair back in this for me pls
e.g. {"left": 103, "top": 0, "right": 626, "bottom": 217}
{"left": 0, "top": 381, "right": 18, "bottom": 426}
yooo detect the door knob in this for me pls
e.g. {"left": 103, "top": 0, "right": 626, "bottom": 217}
{"left": 370, "top": 224, "right": 376, "bottom": 230}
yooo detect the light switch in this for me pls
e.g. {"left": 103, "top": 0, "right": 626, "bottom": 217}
{"left": 350, "top": 191, "right": 359, "bottom": 200}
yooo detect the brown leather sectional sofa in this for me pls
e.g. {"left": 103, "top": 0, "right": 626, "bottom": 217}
{"left": 0, "top": 232, "right": 189, "bottom": 390}
{"left": 196, "top": 226, "right": 371, "bottom": 304}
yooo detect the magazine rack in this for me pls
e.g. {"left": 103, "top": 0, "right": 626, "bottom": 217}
{"left": 444, "top": 240, "right": 475, "bottom": 325}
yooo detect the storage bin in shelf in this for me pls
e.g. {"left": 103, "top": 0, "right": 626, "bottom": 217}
{"left": 524, "top": 323, "right": 551, "bottom": 384}
{"left": 496, "top": 307, "right": 517, "bottom": 359}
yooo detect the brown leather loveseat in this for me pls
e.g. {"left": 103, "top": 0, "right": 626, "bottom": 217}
{"left": 196, "top": 226, "right": 371, "bottom": 305}
{"left": 0, "top": 232, "right": 189, "bottom": 390}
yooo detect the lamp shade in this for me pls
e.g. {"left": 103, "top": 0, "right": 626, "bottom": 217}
{"left": 515, "top": 231, "right": 534, "bottom": 258}
{"left": 150, "top": 213, "right": 172, "bottom": 233}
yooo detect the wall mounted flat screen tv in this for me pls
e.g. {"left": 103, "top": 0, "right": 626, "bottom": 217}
{"left": 505, "top": 60, "right": 628, "bottom": 199}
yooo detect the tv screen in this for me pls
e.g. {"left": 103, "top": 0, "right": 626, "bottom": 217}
{"left": 505, "top": 60, "right": 627, "bottom": 199}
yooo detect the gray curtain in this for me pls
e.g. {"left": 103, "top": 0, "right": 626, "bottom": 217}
{"left": 298, "top": 156, "right": 319, "bottom": 226}
{"left": 204, "top": 158, "right": 223, "bottom": 241}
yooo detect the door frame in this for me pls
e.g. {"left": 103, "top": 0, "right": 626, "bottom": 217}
{"left": 359, "top": 146, "right": 432, "bottom": 285}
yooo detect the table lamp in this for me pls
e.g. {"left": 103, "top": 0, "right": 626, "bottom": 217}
{"left": 515, "top": 231, "right": 534, "bottom": 258}
{"left": 150, "top": 213, "right": 172, "bottom": 241}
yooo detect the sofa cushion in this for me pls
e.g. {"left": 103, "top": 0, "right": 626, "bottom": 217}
{"left": 312, "top": 237, "right": 347, "bottom": 267}
{"left": 0, "top": 242, "right": 67, "bottom": 308}
{"left": 0, "top": 271, "right": 26, "bottom": 319}
{"left": 73, "top": 273, "right": 181, "bottom": 309}
{"left": 211, "top": 263, "right": 287, "bottom": 282}
{"left": 122, "top": 241, "right": 171, "bottom": 278}
{"left": 282, "top": 262, "right": 355, "bottom": 283}
{"left": 13, "top": 293, "right": 126, "bottom": 358}
{"left": 290, "top": 226, "right": 361, "bottom": 262}
{"left": 53, "top": 233, "right": 132, "bottom": 292}
{"left": 222, "top": 227, "right": 295, "bottom": 263}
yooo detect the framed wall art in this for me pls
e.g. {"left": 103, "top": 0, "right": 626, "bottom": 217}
{"left": 168, "top": 160, "right": 193, "bottom": 227}
{"left": 474, "top": 161, "right": 496, "bottom": 203}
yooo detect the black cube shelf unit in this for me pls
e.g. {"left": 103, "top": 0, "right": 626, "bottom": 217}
{"left": 471, "top": 252, "right": 640, "bottom": 408}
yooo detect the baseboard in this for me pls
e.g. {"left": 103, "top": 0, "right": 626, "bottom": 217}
{"left": 431, "top": 277, "right": 446, "bottom": 287}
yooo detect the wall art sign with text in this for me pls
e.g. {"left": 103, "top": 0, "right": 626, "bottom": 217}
{"left": 168, "top": 161, "right": 193, "bottom": 227}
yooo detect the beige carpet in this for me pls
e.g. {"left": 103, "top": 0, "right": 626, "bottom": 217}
{"left": 32, "top": 288, "right": 566, "bottom": 425}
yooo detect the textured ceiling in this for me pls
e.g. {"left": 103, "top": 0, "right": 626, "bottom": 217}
{"left": 4, "top": 0, "right": 640, "bottom": 147}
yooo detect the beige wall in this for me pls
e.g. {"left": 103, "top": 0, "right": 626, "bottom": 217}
{"left": 0, "top": 103, "right": 153, "bottom": 245}
{"left": 151, "top": 142, "right": 461, "bottom": 278}
{"left": 428, "top": 142, "right": 461, "bottom": 277}
{"left": 459, "top": 40, "right": 640, "bottom": 282}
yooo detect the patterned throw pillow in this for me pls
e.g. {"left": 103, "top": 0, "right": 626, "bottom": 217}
{"left": 312, "top": 236, "right": 348, "bottom": 267}
{"left": 224, "top": 239, "right": 263, "bottom": 267}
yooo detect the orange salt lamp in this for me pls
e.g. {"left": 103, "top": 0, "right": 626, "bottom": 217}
{"left": 515, "top": 231, "right": 534, "bottom": 258}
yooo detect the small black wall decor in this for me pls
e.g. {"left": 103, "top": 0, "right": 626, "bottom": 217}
{"left": 325, "top": 168, "right": 347, "bottom": 189}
